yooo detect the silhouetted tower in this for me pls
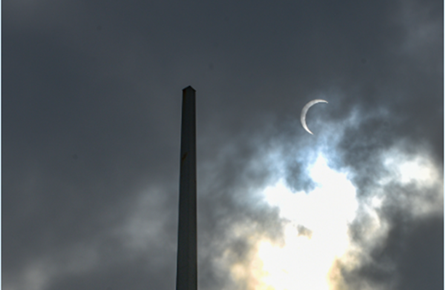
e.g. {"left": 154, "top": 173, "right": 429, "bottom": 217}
{"left": 176, "top": 86, "right": 197, "bottom": 290}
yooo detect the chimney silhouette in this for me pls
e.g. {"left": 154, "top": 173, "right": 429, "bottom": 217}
{"left": 176, "top": 86, "right": 197, "bottom": 290}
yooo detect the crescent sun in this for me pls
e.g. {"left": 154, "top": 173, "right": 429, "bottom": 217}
{"left": 300, "top": 99, "right": 328, "bottom": 135}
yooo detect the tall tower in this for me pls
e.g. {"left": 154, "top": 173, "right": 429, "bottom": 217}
{"left": 176, "top": 86, "right": 197, "bottom": 290}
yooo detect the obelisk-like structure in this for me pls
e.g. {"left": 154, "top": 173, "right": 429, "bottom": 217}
{"left": 176, "top": 86, "right": 197, "bottom": 290}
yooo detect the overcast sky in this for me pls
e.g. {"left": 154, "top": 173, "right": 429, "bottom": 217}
{"left": 3, "top": 0, "right": 443, "bottom": 289}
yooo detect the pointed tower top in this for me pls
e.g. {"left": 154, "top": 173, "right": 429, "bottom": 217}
{"left": 183, "top": 86, "right": 195, "bottom": 92}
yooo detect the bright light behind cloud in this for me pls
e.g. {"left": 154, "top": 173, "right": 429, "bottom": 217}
{"left": 223, "top": 144, "right": 443, "bottom": 290}
{"left": 257, "top": 154, "right": 359, "bottom": 290}
{"left": 220, "top": 106, "right": 442, "bottom": 290}
{"left": 379, "top": 147, "right": 443, "bottom": 217}
{"left": 381, "top": 148, "right": 439, "bottom": 187}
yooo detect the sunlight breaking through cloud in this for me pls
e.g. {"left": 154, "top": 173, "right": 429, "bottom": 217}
{"left": 256, "top": 154, "right": 359, "bottom": 289}
{"left": 224, "top": 145, "right": 443, "bottom": 290}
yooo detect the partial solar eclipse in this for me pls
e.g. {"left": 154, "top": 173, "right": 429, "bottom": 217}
{"left": 300, "top": 99, "right": 328, "bottom": 135}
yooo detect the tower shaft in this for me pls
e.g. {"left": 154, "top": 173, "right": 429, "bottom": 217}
{"left": 176, "top": 86, "right": 197, "bottom": 290}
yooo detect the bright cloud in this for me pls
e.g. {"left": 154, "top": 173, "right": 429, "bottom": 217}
{"left": 225, "top": 144, "right": 443, "bottom": 290}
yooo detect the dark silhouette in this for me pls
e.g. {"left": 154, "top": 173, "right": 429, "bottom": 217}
{"left": 176, "top": 86, "right": 198, "bottom": 290}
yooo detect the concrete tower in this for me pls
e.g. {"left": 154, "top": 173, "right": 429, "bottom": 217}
{"left": 176, "top": 86, "right": 197, "bottom": 290}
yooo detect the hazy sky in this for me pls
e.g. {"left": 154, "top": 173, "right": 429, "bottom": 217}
{"left": 3, "top": 0, "right": 443, "bottom": 289}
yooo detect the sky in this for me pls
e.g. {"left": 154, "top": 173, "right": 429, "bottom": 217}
{"left": 3, "top": 0, "right": 443, "bottom": 289}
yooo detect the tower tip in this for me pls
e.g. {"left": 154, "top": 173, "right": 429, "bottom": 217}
{"left": 183, "top": 85, "right": 195, "bottom": 92}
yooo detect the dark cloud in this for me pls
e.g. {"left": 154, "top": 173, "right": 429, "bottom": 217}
{"left": 340, "top": 214, "right": 443, "bottom": 290}
{"left": 284, "top": 160, "right": 317, "bottom": 193}
{"left": 296, "top": 224, "right": 313, "bottom": 238}
{"left": 3, "top": 0, "right": 442, "bottom": 289}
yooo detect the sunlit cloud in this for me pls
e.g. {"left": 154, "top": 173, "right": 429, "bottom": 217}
{"left": 254, "top": 154, "right": 358, "bottom": 290}
{"left": 381, "top": 148, "right": 439, "bottom": 187}
{"left": 222, "top": 140, "right": 443, "bottom": 290}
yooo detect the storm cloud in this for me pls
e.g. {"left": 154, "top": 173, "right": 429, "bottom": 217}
{"left": 3, "top": 0, "right": 442, "bottom": 289}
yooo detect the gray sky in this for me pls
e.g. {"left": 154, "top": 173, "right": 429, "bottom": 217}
{"left": 3, "top": 0, "right": 443, "bottom": 289}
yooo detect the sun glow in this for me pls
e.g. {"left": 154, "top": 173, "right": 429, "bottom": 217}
{"left": 257, "top": 155, "right": 359, "bottom": 290}
{"left": 223, "top": 147, "right": 442, "bottom": 290}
